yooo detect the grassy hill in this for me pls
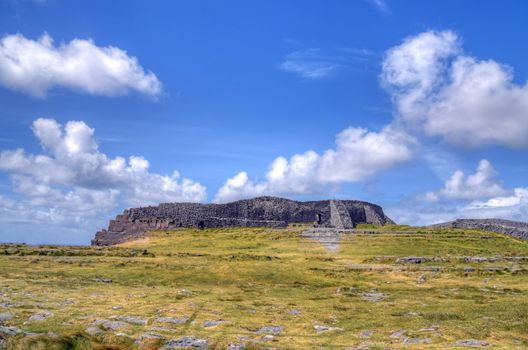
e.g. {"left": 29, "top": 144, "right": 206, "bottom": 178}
{"left": 1, "top": 225, "right": 527, "bottom": 349}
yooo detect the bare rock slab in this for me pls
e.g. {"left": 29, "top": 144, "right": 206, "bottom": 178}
{"left": 155, "top": 316, "right": 189, "bottom": 325}
{"left": 203, "top": 320, "right": 224, "bottom": 328}
{"left": 101, "top": 321, "right": 128, "bottom": 330}
{"left": 0, "top": 326, "right": 22, "bottom": 336}
{"left": 454, "top": 339, "right": 490, "bottom": 347}
{"left": 28, "top": 310, "right": 53, "bottom": 321}
{"left": 0, "top": 312, "right": 14, "bottom": 321}
{"left": 115, "top": 315, "right": 148, "bottom": 325}
{"left": 255, "top": 325, "right": 284, "bottom": 334}
{"left": 164, "top": 336, "right": 208, "bottom": 349}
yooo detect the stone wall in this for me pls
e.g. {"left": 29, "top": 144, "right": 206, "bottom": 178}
{"left": 92, "top": 196, "right": 394, "bottom": 245}
{"left": 430, "top": 218, "right": 528, "bottom": 240}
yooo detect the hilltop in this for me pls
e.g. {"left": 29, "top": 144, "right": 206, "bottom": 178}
{"left": 93, "top": 197, "right": 393, "bottom": 246}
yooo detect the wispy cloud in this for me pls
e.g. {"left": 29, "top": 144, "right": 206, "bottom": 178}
{"left": 279, "top": 47, "right": 374, "bottom": 79}
{"left": 365, "top": 0, "right": 390, "bottom": 14}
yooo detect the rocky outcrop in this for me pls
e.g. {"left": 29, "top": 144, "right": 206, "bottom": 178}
{"left": 93, "top": 196, "right": 393, "bottom": 246}
{"left": 430, "top": 218, "right": 528, "bottom": 240}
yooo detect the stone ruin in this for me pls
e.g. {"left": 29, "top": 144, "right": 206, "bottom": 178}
{"left": 430, "top": 218, "right": 528, "bottom": 240}
{"left": 92, "top": 196, "right": 394, "bottom": 246}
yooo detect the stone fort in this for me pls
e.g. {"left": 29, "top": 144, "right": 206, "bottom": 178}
{"left": 92, "top": 196, "right": 394, "bottom": 246}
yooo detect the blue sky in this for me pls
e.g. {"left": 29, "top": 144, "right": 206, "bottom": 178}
{"left": 1, "top": 0, "right": 528, "bottom": 244}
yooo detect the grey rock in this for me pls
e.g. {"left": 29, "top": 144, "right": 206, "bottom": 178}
{"left": 314, "top": 325, "right": 343, "bottom": 333}
{"left": 94, "top": 278, "right": 112, "bottom": 283}
{"left": 0, "top": 302, "right": 19, "bottom": 308}
{"left": 261, "top": 335, "right": 274, "bottom": 342}
{"left": 93, "top": 197, "right": 393, "bottom": 246}
{"left": 397, "top": 257, "right": 436, "bottom": 264}
{"left": 226, "top": 343, "right": 245, "bottom": 350}
{"left": 164, "top": 336, "right": 208, "bottom": 348}
{"left": 28, "top": 310, "right": 53, "bottom": 321}
{"left": 453, "top": 339, "right": 490, "bottom": 347}
{"left": 115, "top": 315, "right": 148, "bottom": 325}
{"left": 0, "top": 312, "right": 14, "bottom": 321}
{"left": 361, "top": 292, "right": 388, "bottom": 302}
{"left": 101, "top": 321, "right": 128, "bottom": 330}
{"left": 139, "top": 332, "right": 165, "bottom": 339}
{"left": 85, "top": 326, "right": 102, "bottom": 336}
{"left": 288, "top": 309, "right": 301, "bottom": 316}
{"left": 0, "top": 326, "right": 21, "bottom": 336}
{"left": 255, "top": 325, "right": 284, "bottom": 334}
{"left": 403, "top": 337, "right": 431, "bottom": 345}
{"left": 203, "top": 320, "right": 224, "bottom": 328}
{"left": 360, "top": 330, "right": 374, "bottom": 338}
{"left": 155, "top": 316, "right": 189, "bottom": 325}
{"left": 430, "top": 218, "right": 528, "bottom": 240}
{"left": 390, "top": 330, "right": 407, "bottom": 338}
{"left": 237, "top": 336, "right": 254, "bottom": 341}
{"left": 115, "top": 332, "right": 132, "bottom": 338}
{"left": 90, "top": 319, "right": 106, "bottom": 326}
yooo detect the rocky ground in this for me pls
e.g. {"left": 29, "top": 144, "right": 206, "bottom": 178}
{"left": 1, "top": 225, "right": 528, "bottom": 349}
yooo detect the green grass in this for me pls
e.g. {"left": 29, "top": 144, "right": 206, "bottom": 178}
{"left": 1, "top": 225, "right": 528, "bottom": 349}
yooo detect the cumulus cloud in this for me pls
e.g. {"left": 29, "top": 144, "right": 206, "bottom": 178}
{"left": 392, "top": 186, "right": 528, "bottom": 226}
{"left": 423, "top": 159, "right": 507, "bottom": 201}
{"left": 382, "top": 30, "right": 528, "bottom": 148}
{"left": 395, "top": 159, "right": 528, "bottom": 225}
{"left": 0, "top": 118, "right": 206, "bottom": 227}
{"left": 0, "top": 33, "right": 162, "bottom": 97}
{"left": 214, "top": 126, "right": 415, "bottom": 203}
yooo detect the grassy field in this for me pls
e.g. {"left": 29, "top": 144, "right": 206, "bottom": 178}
{"left": 1, "top": 225, "right": 528, "bottom": 349}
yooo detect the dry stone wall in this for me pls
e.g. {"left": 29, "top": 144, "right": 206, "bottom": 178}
{"left": 92, "top": 196, "right": 394, "bottom": 245}
{"left": 430, "top": 218, "right": 528, "bottom": 240}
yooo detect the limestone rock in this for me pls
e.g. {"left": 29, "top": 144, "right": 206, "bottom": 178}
{"left": 28, "top": 311, "right": 53, "bottom": 321}
{"left": 85, "top": 326, "right": 102, "bottom": 336}
{"left": 255, "top": 325, "right": 284, "bottom": 334}
{"left": 115, "top": 315, "right": 148, "bottom": 325}
{"left": 314, "top": 325, "right": 343, "bottom": 333}
{"left": 0, "top": 312, "right": 14, "bottom": 321}
{"left": 164, "top": 336, "right": 208, "bottom": 348}
{"left": 155, "top": 316, "right": 189, "bottom": 325}
{"left": 431, "top": 218, "right": 528, "bottom": 240}
{"left": 202, "top": 320, "right": 224, "bottom": 328}
{"left": 453, "top": 339, "right": 490, "bottom": 347}
{"left": 101, "top": 321, "right": 128, "bottom": 330}
{"left": 0, "top": 326, "right": 21, "bottom": 336}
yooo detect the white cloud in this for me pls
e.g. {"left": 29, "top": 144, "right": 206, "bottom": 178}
{"left": 365, "top": 0, "right": 390, "bottom": 13}
{"left": 0, "top": 33, "right": 162, "bottom": 97}
{"left": 423, "top": 159, "right": 507, "bottom": 201}
{"left": 392, "top": 187, "right": 528, "bottom": 226}
{"left": 468, "top": 188, "right": 528, "bottom": 210}
{"left": 382, "top": 30, "right": 528, "bottom": 148}
{"left": 214, "top": 126, "right": 415, "bottom": 203}
{"left": 397, "top": 160, "right": 528, "bottom": 225}
{"left": 279, "top": 47, "right": 374, "bottom": 79}
{"left": 0, "top": 118, "right": 206, "bottom": 228}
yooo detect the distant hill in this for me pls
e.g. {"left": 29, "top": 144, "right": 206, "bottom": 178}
{"left": 430, "top": 218, "right": 528, "bottom": 240}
